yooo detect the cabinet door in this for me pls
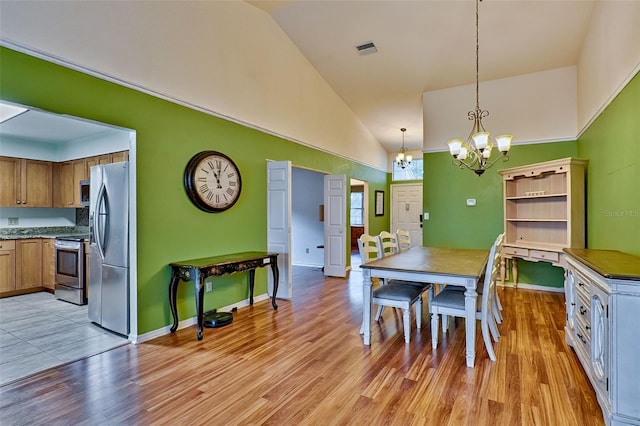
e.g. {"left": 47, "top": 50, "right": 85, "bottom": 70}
{"left": 22, "top": 159, "right": 52, "bottom": 207}
{"left": 72, "top": 159, "right": 87, "bottom": 207}
{"left": 591, "top": 286, "right": 609, "bottom": 396}
{"left": 42, "top": 239, "right": 56, "bottom": 290}
{"left": 111, "top": 151, "right": 129, "bottom": 163}
{"left": 54, "top": 161, "right": 74, "bottom": 207}
{"left": 0, "top": 156, "right": 20, "bottom": 207}
{"left": 16, "top": 239, "right": 43, "bottom": 290}
{"left": 0, "top": 241, "right": 16, "bottom": 293}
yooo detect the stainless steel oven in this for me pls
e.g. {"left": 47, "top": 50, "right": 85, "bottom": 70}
{"left": 54, "top": 237, "right": 87, "bottom": 305}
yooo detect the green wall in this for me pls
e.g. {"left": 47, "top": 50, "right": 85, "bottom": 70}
{"left": 0, "top": 47, "right": 389, "bottom": 334}
{"left": 424, "top": 141, "right": 577, "bottom": 288}
{"left": 578, "top": 71, "right": 640, "bottom": 256}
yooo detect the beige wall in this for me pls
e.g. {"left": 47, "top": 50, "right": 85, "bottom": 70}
{"left": 0, "top": 1, "right": 388, "bottom": 171}
{"left": 423, "top": 66, "right": 577, "bottom": 152}
{"left": 577, "top": 0, "right": 640, "bottom": 133}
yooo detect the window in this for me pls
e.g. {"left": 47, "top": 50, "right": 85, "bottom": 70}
{"left": 350, "top": 191, "right": 364, "bottom": 225}
{"left": 392, "top": 158, "right": 423, "bottom": 181}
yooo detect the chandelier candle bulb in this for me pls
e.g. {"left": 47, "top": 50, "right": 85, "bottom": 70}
{"left": 496, "top": 135, "right": 513, "bottom": 153}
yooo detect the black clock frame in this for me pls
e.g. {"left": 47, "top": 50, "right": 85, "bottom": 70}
{"left": 184, "top": 150, "right": 242, "bottom": 213}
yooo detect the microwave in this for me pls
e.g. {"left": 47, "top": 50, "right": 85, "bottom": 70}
{"left": 80, "top": 180, "right": 90, "bottom": 207}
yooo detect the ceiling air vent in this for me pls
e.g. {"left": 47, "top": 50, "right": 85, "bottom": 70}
{"left": 356, "top": 41, "right": 378, "bottom": 56}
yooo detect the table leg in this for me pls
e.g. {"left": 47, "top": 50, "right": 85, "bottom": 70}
{"left": 464, "top": 278, "right": 477, "bottom": 368}
{"left": 270, "top": 261, "right": 279, "bottom": 310}
{"left": 169, "top": 268, "right": 180, "bottom": 333}
{"left": 248, "top": 269, "right": 255, "bottom": 305}
{"left": 194, "top": 269, "right": 205, "bottom": 341}
{"left": 362, "top": 269, "right": 373, "bottom": 345}
{"left": 512, "top": 258, "right": 519, "bottom": 288}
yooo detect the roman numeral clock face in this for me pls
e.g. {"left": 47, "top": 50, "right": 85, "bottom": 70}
{"left": 184, "top": 151, "right": 242, "bottom": 212}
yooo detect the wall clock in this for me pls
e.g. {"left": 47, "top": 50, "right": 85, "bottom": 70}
{"left": 184, "top": 150, "right": 242, "bottom": 212}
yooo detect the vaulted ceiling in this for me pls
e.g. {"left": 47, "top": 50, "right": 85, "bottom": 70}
{"left": 248, "top": 0, "right": 595, "bottom": 153}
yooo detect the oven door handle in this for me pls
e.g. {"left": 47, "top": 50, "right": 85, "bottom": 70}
{"left": 93, "top": 182, "right": 108, "bottom": 259}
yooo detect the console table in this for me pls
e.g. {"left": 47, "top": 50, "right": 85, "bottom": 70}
{"left": 169, "top": 251, "right": 279, "bottom": 340}
{"left": 563, "top": 248, "right": 640, "bottom": 425}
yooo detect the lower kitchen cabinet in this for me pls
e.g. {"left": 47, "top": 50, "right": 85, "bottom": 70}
{"left": 16, "top": 239, "right": 42, "bottom": 291}
{"left": 42, "top": 238, "right": 56, "bottom": 290}
{"left": 0, "top": 240, "right": 16, "bottom": 293}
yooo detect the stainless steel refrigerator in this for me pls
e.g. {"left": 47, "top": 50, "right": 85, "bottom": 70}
{"left": 88, "top": 161, "right": 130, "bottom": 336}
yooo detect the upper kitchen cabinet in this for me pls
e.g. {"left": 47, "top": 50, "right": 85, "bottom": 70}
{"left": 53, "top": 161, "right": 74, "bottom": 207}
{"left": 0, "top": 156, "right": 52, "bottom": 207}
{"left": 111, "top": 150, "right": 129, "bottom": 163}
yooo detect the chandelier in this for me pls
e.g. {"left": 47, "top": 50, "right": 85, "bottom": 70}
{"left": 395, "top": 128, "right": 412, "bottom": 169}
{"left": 447, "top": 0, "right": 512, "bottom": 176}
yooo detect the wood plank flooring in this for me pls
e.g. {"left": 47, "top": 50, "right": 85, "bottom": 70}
{"left": 0, "top": 266, "right": 604, "bottom": 425}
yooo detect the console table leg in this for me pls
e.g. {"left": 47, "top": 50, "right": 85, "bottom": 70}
{"left": 169, "top": 271, "right": 180, "bottom": 333}
{"left": 194, "top": 270, "right": 205, "bottom": 340}
{"left": 248, "top": 269, "right": 255, "bottom": 305}
{"left": 512, "top": 258, "right": 519, "bottom": 289}
{"left": 270, "top": 262, "right": 279, "bottom": 310}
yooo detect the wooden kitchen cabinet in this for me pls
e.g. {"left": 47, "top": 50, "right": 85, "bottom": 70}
{"left": 499, "top": 157, "right": 587, "bottom": 286}
{"left": 42, "top": 238, "right": 56, "bottom": 290}
{"left": 0, "top": 240, "right": 16, "bottom": 293}
{"left": 111, "top": 150, "right": 129, "bottom": 163}
{"left": 86, "top": 154, "right": 111, "bottom": 175}
{"left": 16, "top": 239, "right": 43, "bottom": 290}
{"left": 0, "top": 156, "right": 52, "bottom": 207}
{"left": 53, "top": 161, "right": 74, "bottom": 207}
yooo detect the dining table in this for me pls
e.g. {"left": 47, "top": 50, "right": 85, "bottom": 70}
{"left": 360, "top": 246, "right": 489, "bottom": 368}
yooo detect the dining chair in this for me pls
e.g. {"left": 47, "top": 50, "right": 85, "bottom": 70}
{"left": 395, "top": 229, "right": 411, "bottom": 251}
{"left": 375, "top": 231, "right": 433, "bottom": 322}
{"left": 358, "top": 234, "right": 424, "bottom": 344}
{"left": 430, "top": 233, "right": 504, "bottom": 361}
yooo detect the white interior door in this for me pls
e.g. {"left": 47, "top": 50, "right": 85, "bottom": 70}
{"left": 324, "top": 174, "right": 347, "bottom": 277}
{"left": 267, "top": 161, "right": 292, "bottom": 299}
{"left": 391, "top": 183, "right": 423, "bottom": 247}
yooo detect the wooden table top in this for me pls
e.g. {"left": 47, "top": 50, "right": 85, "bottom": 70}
{"left": 170, "top": 251, "right": 277, "bottom": 268}
{"left": 564, "top": 248, "right": 640, "bottom": 281}
{"left": 361, "top": 246, "right": 489, "bottom": 278}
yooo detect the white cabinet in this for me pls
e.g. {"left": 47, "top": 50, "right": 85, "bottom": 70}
{"left": 564, "top": 248, "right": 640, "bottom": 426}
{"left": 500, "top": 157, "right": 587, "bottom": 286}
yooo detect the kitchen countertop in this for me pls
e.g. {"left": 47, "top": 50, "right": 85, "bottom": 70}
{"left": 0, "top": 226, "right": 90, "bottom": 240}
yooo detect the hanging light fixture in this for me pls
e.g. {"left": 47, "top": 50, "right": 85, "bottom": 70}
{"left": 395, "top": 128, "right": 412, "bottom": 169}
{"left": 447, "top": 0, "right": 512, "bottom": 176}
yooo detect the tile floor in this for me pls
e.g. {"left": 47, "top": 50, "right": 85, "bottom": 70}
{"left": 0, "top": 292, "right": 129, "bottom": 386}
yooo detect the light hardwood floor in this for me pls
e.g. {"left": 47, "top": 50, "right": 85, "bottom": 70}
{"left": 0, "top": 265, "right": 603, "bottom": 425}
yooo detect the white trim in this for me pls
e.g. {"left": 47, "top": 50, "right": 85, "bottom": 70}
{"left": 423, "top": 136, "right": 577, "bottom": 154}
{"left": 0, "top": 39, "right": 388, "bottom": 174}
{"left": 498, "top": 282, "right": 564, "bottom": 293}
{"left": 134, "top": 294, "right": 271, "bottom": 343}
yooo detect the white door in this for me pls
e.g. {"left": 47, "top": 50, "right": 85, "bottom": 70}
{"left": 391, "top": 183, "right": 423, "bottom": 247}
{"left": 267, "top": 161, "right": 292, "bottom": 299}
{"left": 324, "top": 174, "right": 347, "bottom": 277}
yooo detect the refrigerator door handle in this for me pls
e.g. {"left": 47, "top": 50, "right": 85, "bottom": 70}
{"left": 94, "top": 182, "right": 108, "bottom": 259}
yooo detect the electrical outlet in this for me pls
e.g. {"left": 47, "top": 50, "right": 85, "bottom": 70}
{"left": 305, "top": 248, "right": 310, "bottom": 253}
{"left": 8, "top": 217, "right": 19, "bottom": 225}
{"left": 205, "top": 282, "right": 212, "bottom": 292}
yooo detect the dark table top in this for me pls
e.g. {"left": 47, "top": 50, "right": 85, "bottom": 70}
{"left": 564, "top": 248, "right": 640, "bottom": 281}
{"left": 170, "top": 251, "right": 278, "bottom": 269}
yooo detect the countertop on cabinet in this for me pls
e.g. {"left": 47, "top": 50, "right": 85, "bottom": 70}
{"left": 0, "top": 227, "right": 90, "bottom": 240}
{"left": 563, "top": 248, "right": 640, "bottom": 281}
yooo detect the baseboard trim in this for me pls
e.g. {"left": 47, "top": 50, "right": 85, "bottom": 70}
{"left": 499, "top": 282, "right": 564, "bottom": 293}
{"left": 135, "top": 293, "right": 270, "bottom": 343}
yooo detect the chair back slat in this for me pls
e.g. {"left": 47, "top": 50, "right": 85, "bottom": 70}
{"left": 358, "top": 234, "right": 381, "bottom": 265}
{"left": 396, "top": 229, "right": 411, "bottom": 251}
{"left": 377, "top": 231, "right": 399, "bottom": 258}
